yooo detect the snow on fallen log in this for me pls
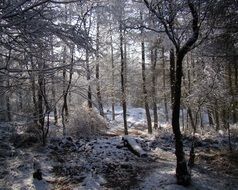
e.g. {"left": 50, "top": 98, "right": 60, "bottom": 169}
{"left": 122, "top": 136, "right": 147, "bottom": 157}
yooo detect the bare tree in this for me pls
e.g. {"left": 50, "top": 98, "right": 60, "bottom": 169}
{"left": 95, "top": 8, "right": 104, "bottom": 117}
{"left": 144, "top": 0, "right": 204, "bottom": 185}
{"left": 151, "top": 45, "right": 158, "bottom": 129}
{"left": 140, "top": 12, "right": 152, "bottom": 134}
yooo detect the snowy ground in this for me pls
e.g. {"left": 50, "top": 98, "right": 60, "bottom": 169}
{"left": 0, "top": 107, "right": 238, "bottom": 189}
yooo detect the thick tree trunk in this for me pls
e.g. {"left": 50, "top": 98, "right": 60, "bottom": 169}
{"left": 172, "top": 54, "right": 191, "bottom": 186}
{"left": 120, "top": 22, "right": 128, "bottom": 135}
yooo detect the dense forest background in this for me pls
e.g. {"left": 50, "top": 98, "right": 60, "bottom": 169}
{"left": 0, "top": 0, "right": 237, "bottom": 188}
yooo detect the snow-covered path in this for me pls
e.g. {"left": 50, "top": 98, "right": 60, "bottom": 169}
{"left": 1, "top": 118, "right": 238, "bottom": 190}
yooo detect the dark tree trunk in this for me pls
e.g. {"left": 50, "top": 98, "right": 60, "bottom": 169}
{"left": 18, "top": 90, "right": 23, "bottom": 110}
{"left": 38, "top": 70, "right": 45, "bottom": 145}
{"left": 162, "top": 47, "right": 169, "bottom": 122}
{"left": 5, "top": 55, "right": 11, "bottom": 122}
{"left": 49, "top": 37, "right": 58, "bottom": 125}
{"left": 62, "top": 47, "right": 74, "bottom": 136}
{"left": 182, "top": 108, "right": 185, "bottom": 131}
{"left": 227, "top": 122, "right": 232, "bottom": 152}
{"left": 235, "top": 56, "right": 238, "bottom": 89}
{"left": 233, "top": 58, "right": 237, "bottom": 122}
{"left": 214, "top": 100, "right": 220, "bottom": 131}
{"left": 6, "top": 93, "right": 11, "bottom": 122}
{"left": 31, "top": 77, "right": 38, "bottom": 124}
{"left": 62, "top": 68, "right": 69, "bottom": 133}
{"left": 186, "top": 108, "right": 189, "bottom": 131}
{"left": 6, "top": 72, "right": 11, "bottom": 122}
{"left": 30, "top": 56, "right": 38, "bottom": 125}
{"left": 142, "top": 40, "right": 152, "bottom": 134}
{"left": 120, "top": 22, "right": 128, "bottom": 135}
{"left": 110, "top": 22, "right": 115, "bottom": 120}
{"left": 86, "top": 44, "right": 92, "bottom": 108}
{"left": 188, "top": 108, "right": 196, "bottom": 134}
{"left": 172, "top": 54, "right": 191, "bottom": 186}
{"left": 62, "top": 69, "right": 68, "bottom": 118}
{"left": 151, "top": 47, "right": 158, "bottom": 129}
{"left": 207, "top": 108, "right": 214, "bottom": 126}
{"left": 141, "top": 12, "right": 152, "bottom": 134}
{"left": 229, "top": 58, "right": 237, "bottom": 123}
{"left": 170, "top": 48, "right": 176, "bottom": 105}
{"left": 96, "top": 14, "right": 104, "bottom": 117}
{"left": 200, "top": 111, "right": 204, "bottom": 129}
{"left": 143, "top": 0, "right": 200, "bottom": 185}
{"left": 51, "top": 77, "right": 58, "bottom": 124}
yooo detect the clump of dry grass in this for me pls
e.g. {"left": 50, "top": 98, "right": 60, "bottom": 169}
{"left": 68, "top": 103, "right": 108, "bottom": 137}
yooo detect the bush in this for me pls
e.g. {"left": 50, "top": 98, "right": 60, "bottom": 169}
{"left": 68, "top": 103, "right": 108, "bottom": 137}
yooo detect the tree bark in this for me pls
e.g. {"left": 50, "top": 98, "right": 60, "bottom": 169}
{"left": 31, "top": 76, "right": 38, "bottom": 124}
{"left": 214, "top": 100, "right": 220, "bottom": 131}
{"left": 162, "top": 47, "right": 169, "bottom": 122}
{"left": 6, "top": 70, "right": 11, "bottom": 122}
{"left": 207, "top": 108, "right": 214, "bottom": 126}
{"left": 37, "top": 63, "right": 45, "bottom": 144}
{"left": 170, "top": 48, "right": 175, "bottom": 105}
{"left": 110, "top": 23, "right": 115, "bottom": 120}
{"left": 51, "top": 77, "right": 58, "bottom": 124}
{"left": 233, "top": 55, "right": 237, "bottom": 123}
{"left": 96, "top": 13, "right": 104, "bottom": 117}
{"left": 62, "top": 47, "right": 74, "bottom": 136}
{"left": 151, "top": 47, "right": 158, "bottom": 129}
{"left": 87, "top": 51, "right": 92, "bottom": 108}
{"left": 120, "top": 22, "right": 128, "bottom": 135}
{"left": 62, "top": 47, "right": 69, "bottom": 119}
{"left": 172, "top": 53, "right": 191, "bottom": 186}
{"left": 141, "top": 12, "right": 152, "bottom": 134}
{"left": 5, "top": 51, "right": 11, "bottom": 122}
{"left": 188, "top": 108, "right": 196, "bottom": 134}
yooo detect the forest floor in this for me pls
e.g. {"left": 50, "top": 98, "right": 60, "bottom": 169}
{"left": 0, "top": 108, "right": 238, "bottom": 190}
